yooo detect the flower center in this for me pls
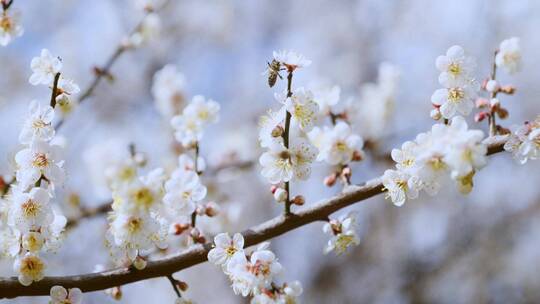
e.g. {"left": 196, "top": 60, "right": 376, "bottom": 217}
{"left": 428, "top": 156, "right": 446, "bottom": 171}
{"left": 448, "top": 62, "right": 461, "bottom": 76}
{"left": 335, "top": 234, "right": 356, "bottom": 254}
{"left": 127, "top": 217, "right": 143, "bottom": 234}
{"left": 131, "top": 187, "right": 154, "bottom": 209}
{"left": 32, "top": 153, "right": 49, "bottom": 168}
{"left": 335, "top": 141, "right": 348, "bottom": 152}
{"left": 118, "top": 166, "right": 136, "bottom": 181}
{"left": 0, "top": 15, "right": 12, "bottom": 31}
{"left": 31, "top": 119, "right": 48, "bottom": 129}
{"left": 21, "top": 256, "right": 44, "bottom": 277}
{"left": 226, "top": 246, "right": 237, "bottom": 257}
{"left": 447, "top": 88, "right": 464, "bottom": 103}
{"left": 21, "top": 199, "right": 40, "bottom": 218}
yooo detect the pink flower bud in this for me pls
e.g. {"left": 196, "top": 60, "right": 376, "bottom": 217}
{"left": 273, "top": 188, "right": 288, "bottom": 203}
{"left": 485, "top": 79, "right": 500, "bottom": 92}
{"left": 324, "top": 173, "right": 337, "bottom": 187}
{"left": 475, "top": 98, "right": 489, "bottom": 108}
{"left": 474, "top": 112, "right": 489, "bottom": 122}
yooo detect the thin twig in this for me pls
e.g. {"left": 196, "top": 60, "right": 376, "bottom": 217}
{"left": 166, "top": 275, "right": 181, "bottom": 298}
{"left": 0, "top": 135, "right": 508, "bottom": 298}
{"left": 283, "top": 71, "right": 293, "bottom": 215}
{"left": 50, "top": 72, "right": 61, "bottom": 108}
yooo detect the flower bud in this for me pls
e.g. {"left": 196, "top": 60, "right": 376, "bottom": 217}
{"left": 270, "top": 185, "right": 278, "bottom": 194}
{"left": 324, "top": 173, "right": 337, "bottom": 187}
{"left": 271, "top": 125, "right": 284, "bottom": 138}
{"left": 291, "top": 195, "right": 305, "bottom": 206}
{"left": 341, "top": 165, "right": 352, "bottom": 178}
{"left": 134, "top": 152, "right": 147, "bottom": 167}
{"left": 273, "top": 188, "right": 288, "bottom": 203}
{"left": 172, "top": 223, "right": 190, "bottom": 235}
{"left": 177, "top": 280, "right": 189, "bottom": 291}
{"left": 352, "top": 150, "right": 363, "bottom": 162}
{"left": 475, "top": 98, "right": 489, "bottom": 108}
{"left": 204, "top": 202, "right": 220, "bottom": 217}
{"left": 485, "top": 79, "right": 500, "bottom": 92}
{"left": 500, "top": 85, "right": 516, "bottom": 95}
{"left": 105, "top": 287, "right": 122, "bottom": 300}
{"left": 474, "top": 111, "right": 489, "bottom": 122}
{"left": 497, "top": 107, "right": 509, "bottom": 119}
{"left": 430, "top": 108, "right": 441, "bottom": 120}
{"left": 133, "top": 256, "right": 147, "bottom": 270}
{"left": 490, "top": 98, "right": 500, "bottom": 108}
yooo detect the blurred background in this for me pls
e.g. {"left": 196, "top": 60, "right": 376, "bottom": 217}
{"left": 1, "top": 0, "right": 540, "bottom": 303}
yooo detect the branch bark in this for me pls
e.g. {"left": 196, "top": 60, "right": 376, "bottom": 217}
{"left": 0, "top": 135, "right": 508, "bottom": 298}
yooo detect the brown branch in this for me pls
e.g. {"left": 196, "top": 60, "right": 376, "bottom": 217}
{"left": 49, "top": 72, "right": 61, "bottom": 108}
{"left": 0, "top": 135, "right": 509, "bottom": 298}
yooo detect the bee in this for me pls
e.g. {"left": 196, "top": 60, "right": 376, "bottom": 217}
{"left": 266, "top": 59, "right": 283, "bottom": 88}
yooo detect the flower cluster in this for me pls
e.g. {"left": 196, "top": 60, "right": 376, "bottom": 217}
{"left": 29, "top": 49, "right": 81, "bottom": 117}
{"left": 431, "top": 45, "right": 478, "bottom": 120}
{"left": 504, "top": 116, "right": 540, "bottom": 164}
{"left": 0, "top": 0, "right": 23, "bottom": 46}
{"left": 208, "top": 233, "right": 303, "bottom": 303}
{"left": 105, "top": 154, "right": 168, "bottom": 268}
{"left": 308, "top": 84, "right": 366, "bottom": 186}
{"left": 383, "top": 116, "right": 487, "bottom": 206}
{"left": 259, "top": 51, "right": 318, "bottom": 208}
{"left": 322, "top": 213, "right": 360, "bottom": 255}
{"left": 0, "top": 49, "right": 78, "bottom": 286}
{"left": 475, "top": 37, "right": 521, "bottom": 136}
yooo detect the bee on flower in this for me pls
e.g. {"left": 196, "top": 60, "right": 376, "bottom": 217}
{"left": 272, "top": 50, "right": 311, "bottom": 72}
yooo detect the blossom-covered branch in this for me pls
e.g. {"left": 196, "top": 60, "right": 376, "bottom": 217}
{"left": 0, "top": 135, "right": 507, "bottom": 298}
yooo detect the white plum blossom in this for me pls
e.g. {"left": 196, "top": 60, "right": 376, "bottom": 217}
{"left": 259, "top": 139, "right": 316, "bottom": 184}
{"left": 112, "top": 169, "right": 166, "bottom": 214}
{"left": 282, "top": 87, "right": 319, "bottom": 132}
{"left": 436, "top": 45, "right": 476, "bottom": 86}
{"left": 504, "top": 118, "right": 540, "bottom": 164}
{"left": 431, "top": 79, "right": 476, "bottom": 119}
{"left": 49, "top": 285, "right": 83, "bottom": 304}
{"left": 171, "top": 95, "right": 220, "bottom": 147}
{"left": 15, "top": 141, "right": 65, "bottom": 189}
{"left": 0, "top": 10, "right": 23, "bottom": 46}
{"left": 323, "top": 213, "right": 360, "bottom": 254}
{"left": 8, "top": 187, "right": 53, "bottom": 233}
{"left": 311, "top": 121, "right": 364, "bottom": 165}
{"left": 183, "top": 95, "right": 220, "bottom": 126}
{"left": 207, "top": 232, "right": 244, "bottom": 268}
{"left": 152, "top": 64, "right": 187, "bottom": 118}
{"left": 251, "top": 281, "right": 303, "bottom": 304}
{"left": 443, "top": 116, "right": 487, "bottom": 179}
{"left": 272, "top": 50, "right": 311, "bottom": 71}
{"left": 163, "top": 171, "right": 207, "bottom": 217}
{"left": 108, "top": 212, "right": 168, "bottom": 263}
{"left": 54, "top": 77, "right": 81, "bottom": 115}
{"left": 13, "top": 253, "right": 46, "bottom": 286}
{"left": 29, "top": 49, "right": 62, "bottom": 86}
{"left": 227, "top": 245, "right": 283, "bottom": 297}
{"left": 495, "top": 37, "right": 521, "bottom": 74}
{"left": 19, "top": 100, "right": 55, "bottom": 144}
{"left": 382, "top": 169, "right": 421, "bottom": 206}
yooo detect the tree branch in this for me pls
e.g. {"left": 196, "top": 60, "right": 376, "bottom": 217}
{"left": 0, "top": 135, "right": 508, "bottom": 298}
